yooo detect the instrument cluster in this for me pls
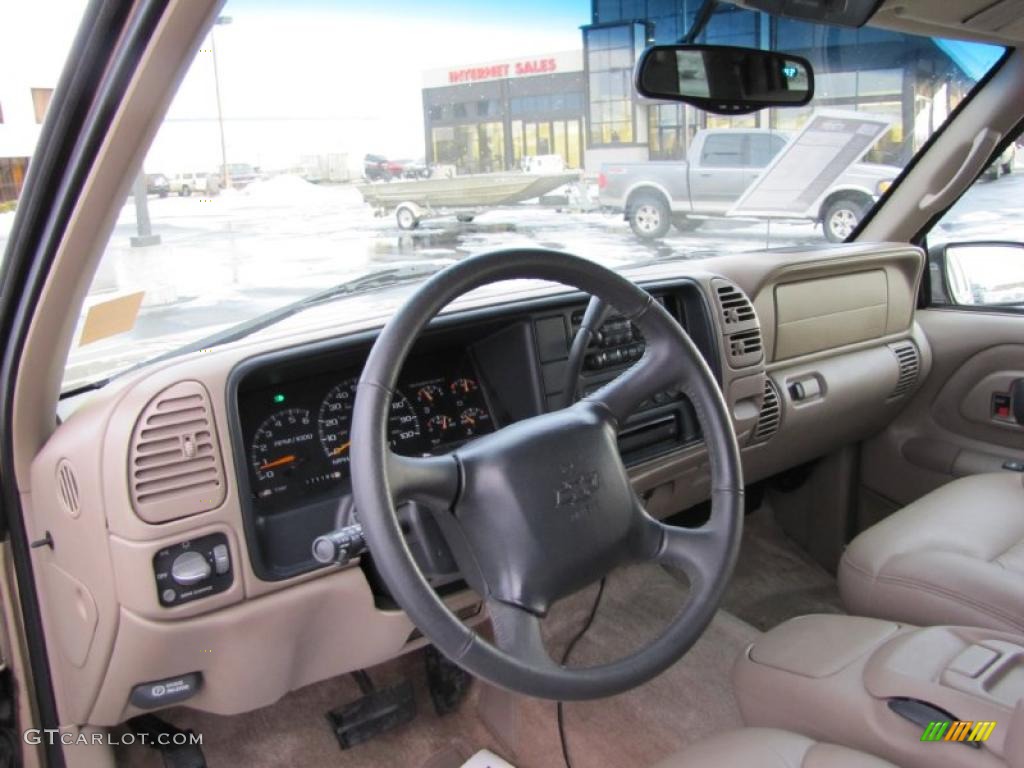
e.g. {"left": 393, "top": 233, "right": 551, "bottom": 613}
{"left": 241, "top": 356, "right": 495, "bottom": 508}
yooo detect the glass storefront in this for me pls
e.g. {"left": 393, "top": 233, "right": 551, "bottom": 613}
{"left": 423, "top": 59, "right": 585, "bottom": 174}
{"left": 585, "top": 23, "right": 645, "bottom": 146}
{"left": 511, "top": 119, "right": 582, "bottom": 169}
{"left": 431, "top": 122, "right": 506, "bottom": 174}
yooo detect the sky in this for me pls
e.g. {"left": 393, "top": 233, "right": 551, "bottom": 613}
{"left": 147, "top": 0, "right": 591, "bottom": 173}
{"left": 0, "top": 0, "right": 590, "bottom": 173}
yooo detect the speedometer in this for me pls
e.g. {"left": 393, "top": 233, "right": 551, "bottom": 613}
{"left": 318, "top": 378, "right": 423, "bottom": 468}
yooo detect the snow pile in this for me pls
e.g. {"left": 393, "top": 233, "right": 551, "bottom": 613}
{"left": 239, "top": 174, "right": 331, "bottom": 205}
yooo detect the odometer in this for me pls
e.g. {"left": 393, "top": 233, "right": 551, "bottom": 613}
{"left": 318, "top": 379, "right": 423, "bottom": 471}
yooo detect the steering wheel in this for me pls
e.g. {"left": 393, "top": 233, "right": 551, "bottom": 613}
{"left": 351, "top": 248, "right": 743, "bottom": 701}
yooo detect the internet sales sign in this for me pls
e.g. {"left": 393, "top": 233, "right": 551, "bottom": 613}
{"left": 423, "top": 50, "right": 583, "bottom": 89}
{"left": 448, "top": 58, "right": 557, "bottom": 84}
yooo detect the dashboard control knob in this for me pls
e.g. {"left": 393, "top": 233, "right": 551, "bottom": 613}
{"left": 170, "top": 550, "right": 212, "bottom": 586}
{"left": 312, "top": 524, "right": 366, "bottom": 565}
{"left": 212, "top": 544, "right": 231, "bottom": 575}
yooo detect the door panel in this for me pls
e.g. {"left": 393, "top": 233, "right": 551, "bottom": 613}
{"left": 860, "top": 308, "right": 1024, "bottom": 526}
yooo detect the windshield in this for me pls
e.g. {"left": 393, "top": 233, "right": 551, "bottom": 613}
{"left": 0, "top": 2, "right": 1004, "bottom": 391}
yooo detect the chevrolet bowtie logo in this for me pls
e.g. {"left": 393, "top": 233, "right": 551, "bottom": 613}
{"left": 555, "top": 471, "right": 600, "bottom": 509}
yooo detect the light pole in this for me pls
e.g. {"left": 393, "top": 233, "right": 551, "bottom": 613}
{"left": 211, "top": 15, "right": 232, "bottom": 190}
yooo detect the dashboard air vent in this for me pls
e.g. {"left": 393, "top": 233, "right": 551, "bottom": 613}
{"left": 889, "top": 341, "right": 921, "bottom": 398}
{"left": 714, "top": 283, "right": 757, "bottom": 326}
{"left": 751, "top": 378, "right": 782, "bottom": 444}
{"left": 711, "top": 278, "right": 763, "bottom": 368}
{"left": 129, "top": 381, "right": 226, "bottom": 524}
{"left": 56, "top": 459, "right": 81, "bottom": 518}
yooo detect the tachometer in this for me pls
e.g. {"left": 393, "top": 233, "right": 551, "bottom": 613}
{"left": 250, "top": 408, "right": 317, "bottom": 498}
{"left": 318, "top": 378, "right": 423, "bottom": 467}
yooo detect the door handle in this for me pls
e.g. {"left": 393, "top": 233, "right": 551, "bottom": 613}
{"left": 1012, "top": 379, "right": 1024, "bottom": 424}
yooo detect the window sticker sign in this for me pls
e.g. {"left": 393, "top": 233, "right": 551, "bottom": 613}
{"left": 728, "top": 110, "right": 892, "bottom": 219}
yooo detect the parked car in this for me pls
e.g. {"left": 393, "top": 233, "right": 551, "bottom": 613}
{"left": 220, "top": 162, "right": 261, "bottom": 188}
{"left": 144, "top": 173, "right": 169, "bottom": 197}
{"left": 399, "top": 158, "right": 431, "bottom": 179}
{"left": 599, "top": 128, "right": 899, "bottom": 242}
{"left": 168, "top": 171, "right": 220, "bottom": 196}
{"left": 363, "top": 153, "right": 404, "bottom": 181}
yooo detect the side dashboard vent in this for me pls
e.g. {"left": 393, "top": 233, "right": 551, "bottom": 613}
{"left": 714, "top": 282, "right": 757, "bottom": 326}
{"left": 889, "top": 341, "right": 921, "bottom": 398}
{"left": 729, "top": 329, "right": 763, "bottom": 360}
{"left": 129, "top": 381, "right": 226, "bottom": 524}
{"left": 711, "top": 278, "right": 763, "bottom": 368}
{"left": 751, "top": 378, "right": 782, "bottom": 444}
{"left": 56, "top": 459, "right": 81, "bottom": 518}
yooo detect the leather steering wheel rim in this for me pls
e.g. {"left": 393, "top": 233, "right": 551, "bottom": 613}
{"left": 351, "top": 248, "right": 743, "bottom": 701}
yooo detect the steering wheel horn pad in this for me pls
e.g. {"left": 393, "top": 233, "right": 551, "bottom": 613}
{"left": 454, "top": 400, "right": 637, "bottom": 615}
{"left": 351, "top": 248, "right": 743, "bottom": 701}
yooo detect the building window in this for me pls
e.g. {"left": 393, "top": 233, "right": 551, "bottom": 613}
{"left": 586, "top": 24, "right": 642, "bottom": 146}
{"left": 31, "top": 88, "right": 54, "bottom": 124}
{"left": 0, "top": 157, "right": 30, "bottom": 204}
{"left": 431, "top": 122, "right": 505, "bottom": 174}
{"left": 648, "top": 104, "right": 687, "bottom": 160}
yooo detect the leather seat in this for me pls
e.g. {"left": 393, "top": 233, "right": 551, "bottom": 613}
{"left": 839, "top": 472, "right": 1024, "bottom": 632}
{"left": 651, "top": 728, "right": 897, "bottom": 768}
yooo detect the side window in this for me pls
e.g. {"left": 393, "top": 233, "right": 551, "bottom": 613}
{"left": 746, "top": 133, "right": 785, "bottom": 167}
{"left": 927, "top": 140, "right": 1024, "bottom": 310}
{"left": 700, "top": 134, "right": 744, "bottom": 167}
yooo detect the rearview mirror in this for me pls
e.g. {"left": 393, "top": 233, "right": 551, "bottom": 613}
{"left": 635, "top": 44, "right": 813, "bottom": 115}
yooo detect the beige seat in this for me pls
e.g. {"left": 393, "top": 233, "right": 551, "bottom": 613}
{"left": 839, "top": 472, "right": 1024, "bottom": 632}
{"left": 651, "top": 728, "right": 898, "bottom": 768}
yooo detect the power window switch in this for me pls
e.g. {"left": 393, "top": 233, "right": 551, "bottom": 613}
{"left": 212, "top": 544, "right": 230, "bottom": 575}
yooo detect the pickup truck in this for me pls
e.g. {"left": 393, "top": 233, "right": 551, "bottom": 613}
{"left": 598, "top": 128, "right": 899, "bottom": 242}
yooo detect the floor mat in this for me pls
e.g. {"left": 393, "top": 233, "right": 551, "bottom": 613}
{"left": 720, "top": 505, "right": 845, "bottom": 631}
{"left": 113, "top": 563, "right": 758, "bottom": 768}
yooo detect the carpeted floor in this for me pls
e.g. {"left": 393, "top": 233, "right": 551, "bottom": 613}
{"left": 720, "top": 505, "right": 845, "bottom": 631}
{"left": 114, "top": 506, "right": 837, "bottom": 768}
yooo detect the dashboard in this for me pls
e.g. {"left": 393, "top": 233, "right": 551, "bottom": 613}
{"left": 231, "top": 282, "right": 717, "bottom": 581}
{"left": 29, "top": 243, "right": 930, "bottom": 728}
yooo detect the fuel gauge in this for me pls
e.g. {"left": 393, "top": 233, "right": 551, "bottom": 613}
{"left": 426, "top": 414, "right": 458, "bottom": 439}
{"left": 459, "top": 407, "right": 490, "bottom": 433}
{"left": 449, "top": 377, "right": 478, "bottom": 395}
{"left": 416, "top": 383, "right": 445, "bottom": 405}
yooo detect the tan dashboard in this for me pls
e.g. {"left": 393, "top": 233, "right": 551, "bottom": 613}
{"left": 25, "top": 242, "right": 928, "bottom": 730}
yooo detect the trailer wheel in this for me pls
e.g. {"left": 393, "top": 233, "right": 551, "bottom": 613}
{"left": 396, "top": 206, "right": 419, "bottom": 230}
{"left": 628, "top": 193, "right": 671, "bottom": 239}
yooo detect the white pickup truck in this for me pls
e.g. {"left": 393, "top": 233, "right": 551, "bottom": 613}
{"left": 598, "top": 128, "right": 899, "bottom": 242}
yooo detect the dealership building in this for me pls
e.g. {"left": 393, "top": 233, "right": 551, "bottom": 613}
{"left": 422, "top": 51, "right": 586, "bottom": 174}
{"left": 424, "top": 1, "right": 987, "bottom": 176}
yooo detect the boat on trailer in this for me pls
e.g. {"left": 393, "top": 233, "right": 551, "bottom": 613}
{"left": 356, "top": 170, "right": 581, "bottom": 229}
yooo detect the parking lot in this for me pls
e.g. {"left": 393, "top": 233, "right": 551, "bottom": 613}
{"left": 2, "top": 167, "right": 1021, "bottom": 390}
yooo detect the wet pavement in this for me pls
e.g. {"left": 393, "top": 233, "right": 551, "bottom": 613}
{"left": 1, "top": 168, "right": 1019, "bottom": 391}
